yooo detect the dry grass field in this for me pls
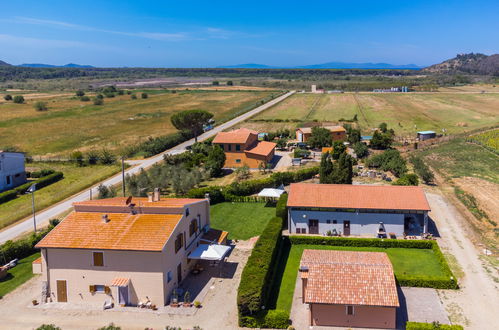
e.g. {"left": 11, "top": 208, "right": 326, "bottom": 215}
{"left": 0, "top": 90, "right": 276, "bottom": 156}
{"left": 249, "top": 92, "right": 499, "bottom": 136}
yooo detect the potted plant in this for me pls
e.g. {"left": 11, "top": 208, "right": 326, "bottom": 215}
{"left": 170, "top": 289, "right": 179, "bottom": 307}
{"left": 194, "top": 300, "right": 202, "bottom": 308}
{"left": 183, "top": 291, "right": 192, "bottom": 307}
{"left": 32, "top": 299, "right": 38, "bottom": 306}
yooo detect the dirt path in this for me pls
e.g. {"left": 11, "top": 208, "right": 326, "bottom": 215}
{"left": 425, "top": 192, "right": 499, "bottom": 329}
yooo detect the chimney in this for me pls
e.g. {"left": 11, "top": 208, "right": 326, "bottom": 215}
{"left": 299, "top": 265, "right": 309, "bottom": 273}
{"left": 102, "top": 214, "right": 110, "bottom": 223}
{"left": 147, "top": 192, "right": 153, "bottom": 202}
{"left": 153, "top": 188, "right": 160, "bottom": 202}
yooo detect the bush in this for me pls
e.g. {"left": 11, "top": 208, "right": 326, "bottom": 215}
{"left": 93, "top": 97, "right": 104, "bottom": 105}
{"left": 36, "top": 325, "right": 61, "bottom": 330}
{"left": 80, "top": 96, "right": 90, "bottom": 102}
{"left": 75, "top": 90, "right": 85, "bottom": 97}
{"left": 30, "top": 169, "right": 55, "bottom": 178}
{"left": 0, "top": 190, "right": 17, "bottom": 204}
{"left": 131, "top": 94, "right": 137, "bottom": 99}
{"left": 13, "top": 95, "right": 24, "bottom": 104}
{"left": 366, "top": 149, "right": 407, "bottom": 177}
{"left": 70, "top": 151, "right": 84, "bottom": 166}
{"left": 86, "top": 150, "right": 99, "bottom": 165}
{"left": 125, "top": 132, "right": 190, "bottom": 158}
{"left": 3, "top": 94, "right": 12, "bottom": 101}
{"left": 141, "top": 92, "right": 148, "bottom": 99}
{"left": 409, "top": 155, "right": 434, "bottom": 184}
{"left": 13, "top": 172, "right": 64, "bottom": 195}
{"left": 99, "top": 149, "right": 116, "bottom": 165}
{"left": 393, "top": 173, "right": 419, "bottom": 186}
{"left": 406, "top": 322, "right": 463, "bottom": 330}
{"left": 353, "top": 141, "right": 369, "bottom": 158}
{"left": 276, "top": 193, "right": 288, "bottom": 223}
{"left": 293, "top": 148, "right": 310, "bottom": 158}
{"left": 33, "top": 101, "right": 48, "bottom": 111}
{"left": 262, "top": 309, "right": 291, "bottom": 328}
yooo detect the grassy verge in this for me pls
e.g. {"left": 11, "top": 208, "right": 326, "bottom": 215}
{"left": 275, "top": 244, "right": 448, "bottom": 312}
{"left": 210, "top": 202, "right": 276, "bottom": 240}
{"left": 0, "top": 162, "right": 120, "bottom": 229}
{"left": 0, "top": 252, "right": 40, "bottom": 298}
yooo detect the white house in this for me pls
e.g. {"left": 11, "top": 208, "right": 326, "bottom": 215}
{"left": 0, "top": 151, "right": 26, "bottom": 191}
{"left": 287, "top": 183, "right": 431, "bottom": 237}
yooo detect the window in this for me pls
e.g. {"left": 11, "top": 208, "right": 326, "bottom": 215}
{"left": 185, "top": 208, "right": 190, "bottom": 217}
{"left": 167, "top": 271, "right": 173, "bottom": 283}
{"left": 189, "top": 219, "right": 198, "bottom": 237}
{"left": 93, "top": 252, "right": 104, "bottom": 267}
{"left": 235, "top": 159, "right": 241, "bottom": 163}
{"left": 228, "top": 144, "right": 232, "bottom": 151}
{"left": 175, "top": 233, "right": 184, "bottom": 253}
{"left": 326, "top": 220, "right": 331, "bottom": 224}
{"left": 95, "top": 285, "right": 106, "bottom": 293}
{"left": 6, "top": 175, "right": 11, "bottom": 185}
{"left": 219, "top": 144, "right": 224, "bottom": 150}
{"left": 346, "top": 305, "right": 354, "bottom": 315}
{"left": 333, "top": 220, "right": 337, "bottom": 224}
{"left": 236, "top": 144, "right": 241, "bottom": 151}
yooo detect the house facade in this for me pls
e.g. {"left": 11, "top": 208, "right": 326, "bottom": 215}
{"left": 300, "top": 249, "right": 399, "bottom": 328}
{"left": 212, "top": 128, "right": 276, "bottom": 168}
{"left": 296, "top": 126, "right": 346, "bottom": 143}
{"left": 35, "top": 194, "right": 211, "bottom": 307}
{"left": 417, "top": 130, "right": 437, "bottom": 141}
{"left": 287, "top": 183, "right": 430, "bottom": 237}
{"left": 0, "top": 151, "right": 26, "bottom": 191}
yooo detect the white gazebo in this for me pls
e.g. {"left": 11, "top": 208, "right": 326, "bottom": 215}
{"left": 189, "top": 244, "right": 231, "bottom": 261}
{"left": 257, "top": 186, "right": 286, "bottom": 199}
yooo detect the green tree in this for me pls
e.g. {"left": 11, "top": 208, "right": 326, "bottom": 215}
{"left": 332, "top": 141, "right": 346, "bottom": 160}
{"left": 205, "top": 145, "right": 226, "bottom": 177}
{"left": 141, "top": 92, "right": 148, "bottom": 99}
{"left": 379, "top": 122, "right": 388, "bottom": 133}
{"left": 13, "top": 95, "right": 24, "bottom": 104}
{"left": 70, "top": 151, "right": 84, "bottom": 166}
{"left": 33, "top": 101, "right": 48, "bottom": 111}
{"left": 353, "top": 142, "right": 369, "bottom": 158}
{"left": 99, "top": 149, "right": 116, "bottom": 164}
{"left": 212, "top": 81, "right": 220, "bottom": 86}
{"left": 347, "top": 128, "right": 361, "bottom": 144}
{"left": 36, "top": 325, "right": 61, "bottom": 330}
{"left": 234, "top": 165, "right": 250, "bottom": 180}
{"left": 171, "top": 110, "right": 214, "bottom": 142}
{"left": 336, "top": 152, "right": 353, "bottom": 184}
{"left": 409, "top": 155, "right": 434, "bottom": 184}
{"left": 86, "top": 150, "right": 99, "bottom": 165}
{"left": 3, "top": 94, "right": 12, "bottom": 101}
{"left": 308, "top": 127, "right": 332, "bottom": 148}
{"left": 97, "top": 323, "right": 121, "bottom": 330}
{"left": 227, "top": 80, "right": 234, "bottom": 86}
{"left": 276, "top": 138, "right": 287, "bottom": 149}
{"left": 97, "top": 184, "right": 117, "bottom": 199}
{"left": 319, "top": 152, "right": 334, "bottom": 183}
{"left": 75, "top": 90, "right": 85, "bottom": 97}
{"left": 370, "top": 130, "right": 393, "bottom": 149}
{"left": 393, "top": 173, "right": 419, "bottom": 186}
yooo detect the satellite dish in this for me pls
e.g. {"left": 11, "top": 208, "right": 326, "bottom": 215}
{"left": 125, "top": 196, "right": 133, "bottom": 205}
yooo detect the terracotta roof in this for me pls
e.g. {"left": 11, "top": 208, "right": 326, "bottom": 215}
{"left": 73, "top": 197, "right": 202, "bottom": 209}
{"left": 35, "top": 212, "right": 182, "bottom": 251}
{"left": 288, "top": 183, "right": 430, "bottom": 211}
{"left": 110, "top": 277, "right": 130, "bottom": 287}
{"left": 201, "top": 228, "right": 229, "bottom": 244}
{"left": 297, "top": 126, "right": 345, "bottom": 134}
{"left": 245, "top": 141, "right": 276, "bottom": 157}
{"left": 300, "top": 250, "right": 399, "bottom": 307}
{"left": 212, "top": 128, "right": 258, "bottom": 144}
{"left": 32, "top": 257, "right": 42, "bottom": 264}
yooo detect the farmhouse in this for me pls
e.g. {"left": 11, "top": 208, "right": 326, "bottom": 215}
{"left": 212, "top": 128, "right": 276, "bottom": 168}
{"left": 296, "top": 126, "right": 346, "bottom": 143}
{"left": 287, "top": 183, "right": 430, "bottom": 237}
{"left": 35, "top": 193, "right": 222, "bottom": 307}
{"left": 417, "top": 130, "right": 437, "bottom": 141}
{"left": 300, "top": 249, "right": 399, "bottom": 328}
{"left": 0, "top": 151, "right": 26, "bottom": 191}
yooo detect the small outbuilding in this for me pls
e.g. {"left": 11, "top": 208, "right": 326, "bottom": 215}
{"left": 300, "top": 249, "right": 399, "bottom": 328}
{"left": 417, "top": 130, "right": 436, "bottom": 141}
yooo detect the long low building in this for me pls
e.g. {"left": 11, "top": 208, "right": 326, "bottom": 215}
{"left": 287, "top": 183, "right": 431, "bottom": 237}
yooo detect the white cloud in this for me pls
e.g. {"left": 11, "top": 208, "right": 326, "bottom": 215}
{"left": 0, "top": 33, "right": 120, "bottom": 51}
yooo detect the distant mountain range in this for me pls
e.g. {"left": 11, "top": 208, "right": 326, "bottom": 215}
{"left": 422, "top": 53, "right": 499, "bottom": 75}
{"left": 18, "top": 63, "right": 94, "bottom": 68}
{"left": 0, "top": 60, "right": 11, "bottom": 67}
{"left": 217, "top": 62, "right": 423, "bottom": 70}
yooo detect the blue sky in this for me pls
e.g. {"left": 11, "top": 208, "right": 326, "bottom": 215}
{"left": 1, "top": 0, "right": 498, "bottom": 67}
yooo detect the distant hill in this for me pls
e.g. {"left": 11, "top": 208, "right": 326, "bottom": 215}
{"left": 0, "top": 60, "right": 11, "bottom": 67}
{"left": 18, "top": 63, "right": 94, "bottom": 68}
{"left": 423, "top": 53, "right": 499, "bottom": 75}
{"left": 218, "top": 62, "right": 421, "bottom": 70}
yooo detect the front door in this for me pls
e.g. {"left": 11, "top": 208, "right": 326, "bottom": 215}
{"left": 177, "top": 263, "right": 182, "bottom": 284}
{"left": 118, "top": 286, "right": 129, "bottom": 305}
{"left": 56, "top": 280, "right": 67, "bottom": 302}
{"left": 343, "top": 221, "right": 351, "bottom": 236}
{"left": 308, "top": 219, "right": 319, "bottom": 234}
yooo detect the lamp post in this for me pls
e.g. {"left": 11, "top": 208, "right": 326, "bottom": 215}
{"left": 27, "top": 183, "right": 37, "bottom": 232}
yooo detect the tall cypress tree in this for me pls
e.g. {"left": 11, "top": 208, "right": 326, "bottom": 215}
{"left": 319, "top": 152, "right": 334, "bottom": 184}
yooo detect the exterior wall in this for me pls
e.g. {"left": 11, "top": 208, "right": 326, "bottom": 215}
{"left": 310, "top": 303, "right": 396, "bottom": 329}
{"left": 222, "top": 149, "right": 273, "bottom": 168}
{"left": 32, "top": 261, "right": 42, "bottom": 274}
{"left": 0, "top": 152, "right": 26, "bottom": 191}
{"left": 289, "top": 208, "right": 405, "bottom": 236}
{"left": 331, "top": 131, "right": 347, "bottom": 141}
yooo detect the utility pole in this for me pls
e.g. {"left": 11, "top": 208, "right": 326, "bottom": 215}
{"left": 121, "top": 156, "right": 126, "bottom": 196}
{"left": 27, "top": 184, "right": 37, "bottom": 232}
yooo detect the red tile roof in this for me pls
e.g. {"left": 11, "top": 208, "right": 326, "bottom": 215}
{"left": 301, "top": 250, "right": 399, "bottom": 307}
{"left": 73, "top": 197, "right": 202, "bottom": 209}
{"left": 35, "top": 211, "right": 182, "bottom": 251}
{"left": 110, "top": 277, "right": 130, "bottom": 287}
{"left": 297, "top": 126, "right": 346, "bottom": 134}
{"left": 288, "top": 183, "right": 430, "bottom": 211}
{"left": 212, "top": 128, "right": 258, "bottom": 144}
{"left": 245, "top": 141, "right": 276, "bottom": 157}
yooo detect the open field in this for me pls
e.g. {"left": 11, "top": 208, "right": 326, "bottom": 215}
{"left": 0, "top": 252, "right": 40, "bottom": 298}
{"left": 275, "top": 245, "right": 448, "bottom": 312}
{"left": 0, "top": 90, "right": 277, "bottom": 156}
{"left": 210, "top": 202, "right": 275, "bottom": 240}
{"left": 248, "top": 92, "right": 499, "bottom": 136}
{"left": 0, "top": 162, "right": 120, "bottom": 230}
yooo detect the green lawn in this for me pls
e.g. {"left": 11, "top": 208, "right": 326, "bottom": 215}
{"left": 0, "top": 252, "right": 40, "bottom": 298}
{"left": 210, "top": 202, "right": 276, "bottom": 240}
{"left": 0, "top": 162, "right": 120, "bottom": 229}
{"left": 275, "top": 245, "right": 447, "bottom": 312}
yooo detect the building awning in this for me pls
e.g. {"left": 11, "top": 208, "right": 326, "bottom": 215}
{"left": 110, "top": 277, "right": 130, "bottom": 287}
{"left": 189, "top": 244, "right": 231, "bottom": 261}
{"left": 258, "top": 188, "right": 285, "bottom": 198}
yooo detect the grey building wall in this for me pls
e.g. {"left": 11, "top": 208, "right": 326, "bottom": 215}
{"left": 0, "top": 152, "right": 26, "bottom": 191}
{"left": 289, "top": 208, "right": 405, "bottom": 237}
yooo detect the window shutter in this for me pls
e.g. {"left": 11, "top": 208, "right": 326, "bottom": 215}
{"left": 104, "top": 286, "right": 111, "bottom": 294}
{"left": 89, "top": 285, "right": 96, "bottom": 293}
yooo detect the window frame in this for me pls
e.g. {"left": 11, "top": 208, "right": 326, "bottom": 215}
{"left": 92, "top": 251, "right": 104, "bottom": 267}
{"left": 175, "top": 233, "right": 184, "bottom": 253}
{"left": 235, "top": 144, "right": 241, "bottom": 151}
{"left": 346, "top": 305, "right": 354, "bottom": 315}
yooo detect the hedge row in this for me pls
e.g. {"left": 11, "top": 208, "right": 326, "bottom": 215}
{"left": 406, "top": 322, "right": 463, "bottom": 330}
{"left": 288, "top": 236, "right": 458, "bottom": 289}
{"left": 276, "top": 193, "right": 288, "bottom": 223}
{"left": 187, "top": 166, "right": 318, "bottom": 204}
{"left": 126, "top": 132, "right": 192, "bottom": 158}
{"left": 237, "top": 215, "right": 290, "bottom": 328}
{"left": 0, "top": 172, "right": 64, "bottom": 205}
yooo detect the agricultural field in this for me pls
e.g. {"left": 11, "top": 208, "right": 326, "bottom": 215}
{"left": 246, "top": 92, "right": 499, "bottom": 137}
{"left": 0, "top": 162, "right": 120, "bottom": 229}
{"left": 468, "top": 129, "right": 499, "bottom": 152}
{"left": 0, "top": 90, "right": 277, "bottom": 157}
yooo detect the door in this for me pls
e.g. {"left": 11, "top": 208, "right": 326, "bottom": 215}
{"left": 308, "top": 219, "right": 319, "bottom": 234}
{"left": 177, "top": 263, "right": 182, "bottom": 284}
{"left": 343, "top": 221, "right": 351, "bottom": 236}
{"left": 56, "top": 280, "right": 67, "bottom": 302}
{"left": 118, "top": 286, "right": 129, "bottom": 305}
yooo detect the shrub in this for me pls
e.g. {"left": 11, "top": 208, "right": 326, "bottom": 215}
{"left": 70, "top": 151, "right": 84, "bottom": 166}
{"left": 366, "top": 149, "right": 407, "bottom": 177}
{"left": 13, "top": 172, "right": 64, "bottom": 195}
{"left": 263, "top": 309, "right": 291, "bottom": 328}
{"left": 30, "top": 169, "right": 55, "bottom": 178}
{"left": 125, "top": 132, "right": 190, "bottom": 158}
{"left": 13, "top": 95, "right": 24, "bottom": 104}
{"left": 406, "top": 322, "right": 463, "bottom": 330}
{"left": 80, "top": 96, "right": 90, "bottom": 102}
{"left": 131, "top": 94, "right": 137, "bottom": 99}
{"left": 141, "top": 92, "right": 148, "bottom": 99}
{"left": 99, "top": 149, "right": 116, "bottom": 165}
{"left": 93, "top": 97, "right": 104, "bottom": 105}
{"left": 409, "top": 155, "right": 434, "bottom": 184}
{"left": 3, "top": 94, "right": 12, "bottom": 101}
{"left": 33, "top": 101, "right": 48, "bottom": 111}
{"left": 75, "top": 90, "right": 85, "bottom": 97}
{"left": 393, "top": 173, "right": 419, "bottom": 186}
{"left": 293, "top": 148, "right": 310, "bottom": 158}
{"left": 86, "top": 150, "right": 99, "bottom": 165}
{"left": 36, "top": 325, "right": 61, "bottom": 330}
{"left": 0, "top": 190, "right": 17, "bottom": 204}
{"left": 353, "top": 141, "right": 369, "bottom": 158}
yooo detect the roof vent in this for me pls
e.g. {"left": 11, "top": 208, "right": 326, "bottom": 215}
{"left": 102, "top": 214, "right": 110, "bottom": 223}
{"left": 299, "top": 266, "right": 309, "bottom": 272}
{"left": 153, "top": 188, "right": 160, "bottom": 202}
{"left": 147, "top": 193, "right": 153, "bottom": 202}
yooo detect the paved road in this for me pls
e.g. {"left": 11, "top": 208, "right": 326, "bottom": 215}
{"left": 0, "top": 91, "right": 295, "bottom": 244}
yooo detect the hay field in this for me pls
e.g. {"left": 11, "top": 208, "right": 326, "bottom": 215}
{"left": 0, "top": 90, "right": 275, "bottom": 156}
{"left": 251, "top": 92, "right": 499, "bottom": 135}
